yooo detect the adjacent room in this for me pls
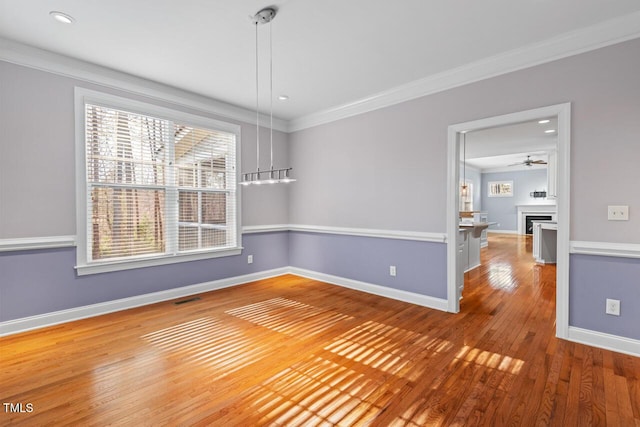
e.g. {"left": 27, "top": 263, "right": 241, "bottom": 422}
{"left": 1, "top": 1, "right": 639, "bottom": 425}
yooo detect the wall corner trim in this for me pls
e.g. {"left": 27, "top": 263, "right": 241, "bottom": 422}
{"left": 570, "top": 240, "right": 640, "bottom": 259}
{"left": 0, "top": 235, "right": 76, "bottom": 252}
{"left": 567, "top": 326, "right": 640, "bottom": 358}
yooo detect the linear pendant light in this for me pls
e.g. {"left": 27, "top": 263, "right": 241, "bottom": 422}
{"left": 240, "top": 7, "right": 296, "bottom": 186}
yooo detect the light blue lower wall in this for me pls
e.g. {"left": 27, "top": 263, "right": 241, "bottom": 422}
{"left": 3, "top": 230, "right": 639, "bottom": 347}
{"left": 288, "top": 231, "right": 447, "bottom": 299}
{"left": 0, "top": 232, "right": 289, "bottom": 322}
{"left": 569, "top": 253, "right": 640, "bottom": 340}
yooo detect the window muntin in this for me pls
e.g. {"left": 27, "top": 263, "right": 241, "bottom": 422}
{"left": 77, "top": 90, "right": 240, "bottom": 274}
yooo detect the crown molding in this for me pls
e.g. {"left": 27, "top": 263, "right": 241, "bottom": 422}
{"left": 288, "top": 12, "right": 640, "bottom": 132}
{"left": 3, "top": 11, "right": 640, "bottom": 135}
{"left": 0, "top": 38, "right": 288, "bottom": 132}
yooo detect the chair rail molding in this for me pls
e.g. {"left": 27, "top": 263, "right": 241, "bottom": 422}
{"left": 570, "top": 240, "right": 640, "bottom": 259}
{"left": 0, "top": 235, "right": 76, "bottom": 252}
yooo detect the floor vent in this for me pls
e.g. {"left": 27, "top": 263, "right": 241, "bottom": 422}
{"left": 174, "top": 297, "right": 201, "bottom": 305}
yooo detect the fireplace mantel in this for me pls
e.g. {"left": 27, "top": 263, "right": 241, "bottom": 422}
{"left": 517, "top": 204, "right": 557, "bottom": 235}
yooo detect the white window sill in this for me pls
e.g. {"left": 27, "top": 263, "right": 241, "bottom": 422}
{"left": 75, "top": 247, "right": 243, "bottom": 276}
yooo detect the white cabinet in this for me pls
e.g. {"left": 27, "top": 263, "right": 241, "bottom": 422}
{"left": 533, "top": 221, "right": 557, "bottom": 264}
{"left": 459, "top": 229, "right": 481, "bottom": 273}
{"left": 458, "top": 227, "right": 483, "bottom": 301}
{"left": 547, "top": 150, "right": 557, "bottom": 199}
{"left": 457, "top": 230, "right": 465, "bottom": 299}
{"left": 474, "top": 212, "right": 489, "bottom": 247}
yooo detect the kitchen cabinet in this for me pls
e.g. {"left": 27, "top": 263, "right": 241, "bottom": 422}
{"left": 457, "top": 228, "right": 481, "bottom": 301}
{"left": 533, "top": 221, "right": 557, "bottom": 263}
{"left": 459, "top": 228, "right": 481, "bottom": 273}
{"left": 457, "top": 231, "right": 465, "bottom": 299}
{"left": 473, "top": 212, "right": 489, "bottom": 247}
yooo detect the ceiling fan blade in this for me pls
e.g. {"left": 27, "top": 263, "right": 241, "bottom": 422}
{"left": 508, "top": 162, "right": 523, "bottom": 166}
{"left": 530, "top": 160, "right": 548, "bottom": 164}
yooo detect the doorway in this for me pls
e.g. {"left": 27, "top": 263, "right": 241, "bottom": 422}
{"left": 446, "top": 103, "right": 571, "bottom": 339}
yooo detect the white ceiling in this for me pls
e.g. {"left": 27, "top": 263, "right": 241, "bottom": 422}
{"left": 1, "top": 1, "right": 640, "bottom": 124}
{"left": 463, "top": 119, "right": 557, "bottom": 171}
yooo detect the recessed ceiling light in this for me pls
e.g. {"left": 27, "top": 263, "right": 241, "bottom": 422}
{"left": 538, "top": 119, "right": 550, "bottom": 124}
{"left": 278, "top": 95, "right": 289, "bottom": 101}
{"left": 545, "top": 129, "right": 556, "bottom": 133}
{"left": 50, "top": 11, "right": 75, "bottom": 24}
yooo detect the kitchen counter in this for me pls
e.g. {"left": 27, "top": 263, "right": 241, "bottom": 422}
{"left": 459, "top": 221, "right": 495, "bottom": 238}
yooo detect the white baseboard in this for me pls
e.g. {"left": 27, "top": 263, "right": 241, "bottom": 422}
{"left": 0, "top": 267, "right": 288, "bottom": 337}
{"left": 4, "top": 265, "right": 637, "bottom": 359}
{"left": 1, "top": 266, "right": 448, "bottom": 337}
{"left": 289, "top": 267, "right": 449, "bottom": 312}
{"left": 487, "top": 230, "right": 519, "bottom": 235}
{"left": 567, "top": 326, "right": 640, "bottom": 357}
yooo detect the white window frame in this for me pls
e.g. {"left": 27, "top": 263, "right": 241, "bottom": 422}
{"left": 74, "top": 88, "right": 242, "bottom": 275}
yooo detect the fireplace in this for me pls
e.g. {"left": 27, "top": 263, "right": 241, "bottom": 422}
{"left": 525, "top": 215, "right": 553, "bottom": 235}
{"left": 517, "top": 205, "right": 557, "bottom": 235}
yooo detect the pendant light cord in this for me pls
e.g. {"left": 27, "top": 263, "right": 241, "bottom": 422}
{"left": 463, "top": 132, "right": 466, "bottom": 185}
{"left": 241, "top": 7, "right": 294, "bottom": 186}
{"left": 269, "top": 20, "right": 274, "bottom": 171}
{"left": 255, "top": 22, "right": 260, "bottom": 172}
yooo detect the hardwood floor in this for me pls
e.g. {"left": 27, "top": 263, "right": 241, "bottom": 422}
{"left": 1, "top": 234, "right": 639, "bottom": 426}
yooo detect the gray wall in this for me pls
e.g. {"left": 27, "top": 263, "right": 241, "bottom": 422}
{"left": 481, "top": 169, "right": 549, "bottom": 231}
{"left": 0, "top": 60, "right": 291, "bottom": 323}
{"left": 289, "top": 38, "right": 640, "bottom": 243}
{"left": 0, "top": 61, "right": 290, "bottom": 238}
{"left": 2, "top": 38, "right": 640, "bottom": 342}
{"left": 288, "top": 38, "right": 640, "bottom": 341}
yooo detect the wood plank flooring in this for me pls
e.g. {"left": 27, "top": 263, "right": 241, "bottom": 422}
{"left": 1, "top": 234, "right": 639, "bottom": 426}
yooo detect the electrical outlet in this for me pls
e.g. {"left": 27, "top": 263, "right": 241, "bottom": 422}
{"left": 389, "top": 266, "right": 397, "bottom": 277}
{"left": 607, "top": 205, "right": 629, "bottom": 221}
{"left": 247, "top": 255, "right": 253, "bottom": 264}
{"left": 605, "top": 298, "right": 620, "bottom": 316}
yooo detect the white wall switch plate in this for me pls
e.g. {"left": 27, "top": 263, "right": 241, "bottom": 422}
{"left": 389, "top": 266, "right": 396, "bottom": 277}
{"left": 605, "top": 298, "right": 620, "bottom": 316}
{"left": 247, "top": 255, "right": 253, "bottom": 264}
{"left": 608, "top": 205, "right": 629, "bottom": 221}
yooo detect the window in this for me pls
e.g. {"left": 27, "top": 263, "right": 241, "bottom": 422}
{"left": 75, "top": 89, "right": 241, "bottom": 275}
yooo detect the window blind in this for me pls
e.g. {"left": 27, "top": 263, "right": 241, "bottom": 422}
{"left": 85, "top": 104, "right": 237, "bottom": 264}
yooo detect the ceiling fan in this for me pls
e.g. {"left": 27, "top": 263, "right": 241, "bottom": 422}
{"left": 509, "top": 155, "right": 547, "bottom": 167}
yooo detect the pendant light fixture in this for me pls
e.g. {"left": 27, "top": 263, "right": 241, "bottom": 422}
{"left": 461, "top": 132, "right": 468, "bottom": 197}
{"left": 240, "top": 7, "right": 296, "bottom": 186}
